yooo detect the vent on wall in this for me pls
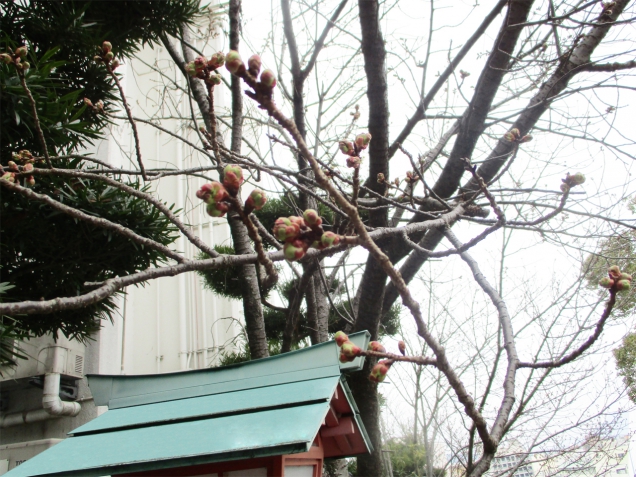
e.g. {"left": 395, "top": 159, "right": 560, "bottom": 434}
{"left": 74, "top": 355, "right": 84, "bottom": 375}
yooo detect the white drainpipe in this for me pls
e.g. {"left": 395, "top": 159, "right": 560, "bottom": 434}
{"left": 0, "top": 347, "right": 81, "bottom": 428}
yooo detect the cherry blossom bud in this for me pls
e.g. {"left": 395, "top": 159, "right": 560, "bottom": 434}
{"left": 608, "top": 265, "right": 622, "bottom": 279}
{"left": 321, "top": 231, "right": 340, "bottom": 248}
{"left": 20, "top": 61, "right": 30, "bottom": 71}
{"left": 225, "top": 50, "right": 244, "bottom": 74}
{"left": 377, "top": 173, "right": 385, "bottom": 183}
{"left": 102, "top": 41, "right": 112, "bottom": 53}
{"left": 104, "top": 51, "right": 114, "bottom": 61}
{"left": 335, "top": 331, "right": 349, "bottom": 347}
{"left": 260, "top": 69, "right": 276, "bottom": 89}
{"left": 274, "top": 217, "right": 301, "bottom": 242}
{"left": 26, "top": 175, "right": 35, "bottom": 187}
{"left": 206, "top": 201, "right": 230, "bottom": 218}
{"left": 1, "top": 172, "right": 15, "bottom": 183}
{"left": 620, "top": 273, "right": 632, "bottom": 282}
{"left": 520, "top": 135, "right": 533, "bottom": 143}
{"left": 110, "top": 59, "right": 120, "bottom": 70}
{"left": 15, "top": 46, "right": 27, "bottom": 58}
{"left": 284, "top": 239, "right": 307, "bottom": 262}
{"left": 197, "top": 181, "right": 228, "bottom": 203}
{"left": 208, "top": 74, "right": 222, "bottom": 86}
{"left": 0, "top": 53, "right": 12, "bottom": 64}
{"left": 599, "top": 277, "right": 614, "bottom": 289}
{"left": 346, "top": 156, "right": 361, "bottom": 169}
{"left": 246, "top": 189, "right": 267, "bottom": 211}
{"left": 340, "top": 341, "right": 361, "bottom": 361}
{"left": 369, "top": 361, "right": 391, "bottom": 383}
{"left": 185, "top": 61, "right": 198, "bottom": 77}
{"left": 354, "top": 132, "right": 372, "bottom": 150}
{"left": 617, "top": 279, "right": 631, "bottom": 292}
{"left": 339, "top": 141, "right": 355, "bottom": 156}
{"left": 303, "top": 209, "right": 322, "bottom": 227}
{"left": 560, "top": 183, "right": 570, "bottom": 193}
{"left": 222, "top": 164, "right": 244, "bottom": 194}
{"left": 8, "top": 161, "right": 19, "bottom": 171}
{"left": 208, "top": 51, "right": 225, "bottom": 69}
{"left": 368, "top": 341, "right": 386, "bottom": 353}
{"left": 94, "top": 55, "right": 103, "bottom": 63}
{"left": 23, "top": 163, "right": 34, "bottom": 172}
{"left": 398, "top": 341, "right": 406, "bottom": 355}
{"left": 84, "top": 97, "right": 93, "bottom": 108}
{"left": 567, "top": 172, "right": 586, "bottom": 186}
{"left": 248, "top": 54, "right": 262, "bottom": 76}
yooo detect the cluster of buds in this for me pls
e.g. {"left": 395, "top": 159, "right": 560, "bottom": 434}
{"left": 83, "top": 97, "right": 105, "bottom": 114}
{"left": 335, "top": 331, "right": 362, "bottom": 362}
{"left": 195, "top": 164, "right": 266, "bottom": 218}
{"left": 334, "top": 331, "right": 393, "bottom": 383}
{"left": 225, "top": 51, "right": 277, "bottom": 94}
{"left": 338, "top": 132, "right": 371, "bottom": 169}
{"left": 185, "top": 51, "right": 224, "bottom": 86}
{"left": 405, "top": 171, "right": 420, "bottom": 185}
{"left": 94, "top": 41, "right": 120, "bottom": 70}
{"left": 274, "top": 209, "right": 340, "bottom": 262}
{"left": 1, "top": 45, "right": 30, "bottom": 71}
{"left": 503, "top": 128, "right": 532, "bottom": 144}
{"left": 599, "top": 265, "right": 632, "bottom": 292}
{"left": 560, "top": 172, "right": 586, "bottom": 193}
{"left": 1, "top": 157, "right": 35, "bottom": 187}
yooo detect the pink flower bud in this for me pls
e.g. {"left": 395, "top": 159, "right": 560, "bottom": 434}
{"left": 567, "top": 172, "right": 586, "bottom": 186}
{"left": 102, "top": 41, "right": 112, "bottom": 53}
{"left": 398, "top": 341, "right": 406, "bottom": 355}
{"left": 0, "top": 53, "right": 12, "bottom": 64}
{"left": 303, "top": 209, "right": 322, "bottom": 227}
{"left": 260, "top": 69, "right": 276, "bottom": 89}
{"left": 246, "top": 189, "right": 267, "bottom": 211}
{"left": 8, "top": 161, "right": 18, "bottom": 171}
{"left": 335, "top": 331, "right": 349, "bottom": 347}
{"left": 208, "top": 74, "right": 222, "bottom": 86}
{"left": 111, "top": 59, "right": 120, "bottom": 70}
{"left": 15, "top": 46, "right": 27, "bottom": 58}
{"left": 222, "top": 164, "right": 244, "bottom": 194}
{"left": 289, "top": 216, "right": 305, "bottom": 228}
{"left": 340, "top": 341, "right": 361, "bottom": 361}
{"left": 339, "top": 141, "right": 355, "bottom": 156}
{"left": 354, "top": 133, "right": 372, "bottom": 150}
{"left": 346, "top": 156, "right": 361, "bottom": 169}
{"left": 104, "top": 51, "right": 114, "bottom": 61}
{"left": 197, "top": 181, "right": 228, "bottom": 203}
{"left": 1, "top": 172, "right": 16, "bottom": 183}
{"left": 520, "top": 135, "right": 533, "bottom": 143}
{"left": 273, "top": 217, "right": 301, "bottom": 242}
{"left": 83, "top": 97, "right": 93, "bottom": 108}
{"left": 248, "top": 54, "right": 262, "bottom": 76}
{"left": 510, "top": 128, "right": 520, "bottom": 139}
{"left": 369, "top": 361, "right": 391, "bottom": 383}
{"left": 599, "top": 277, "right": 614, "bottom": 289}
{"left": 185, "top": 61, "right": 198, "bottom": 77}
{"left": 503, "top": 132, "right": 516, "bottom": 142}
{"left": 23, "top": 163, "right": 34, "bottom": 172}
{"left": 620, "top": 273, "right": 632, "bottom": 282}
{"left": 320, "top": 231, "right": 340, "bottom": 248}
{"left": 617, "top": 279, "right": 631, "bottom": 292}
{"left": 206, "top": 201, "right": 229, "bottom": 218}
{"left": 20, "top": 61, "right": 30, "bottom": 71}
{"left": 225, "top": 50, "right": 244, "bottom": 74}
{"left": 608, "top": 265, "right": 621, "bottom": 279}
{"left": 368, "top": 341, "right": 386, "bottom": 353}
{"left": 284, "top": 239, "right": 307, "bottom": 262}
{"left": 208, "top": 52, "right": 225, "bottom": 69}
{"left": 26, "top": 175, "right": 35, "bottom": 187}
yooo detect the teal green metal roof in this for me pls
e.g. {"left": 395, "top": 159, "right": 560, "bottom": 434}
{"left": 6, "top": 332, "right": 371, "bottom": 477}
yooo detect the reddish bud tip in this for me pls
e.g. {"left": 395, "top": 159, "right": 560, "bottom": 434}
{"left": 222, "top": 164, "right": 244, "bottom": 194}
{"left": 335, "top": 331, "right": 349, "bottom": 347}
{"left": 354, "top": 132, "right": 372, "bottom": 150}
{"left": 225, "top": 50, "right": 244, "bottom": 74}
{"left": 246, "top": 189, "right": 267, "bottom": 211}
{"left": 260, "top": 69, "right": 276, "bottom": 89}
{"left": 368, "top": 341, "right": 386, "bottom": 353}
{"left": 303, "top": 209, "right": 322, "bottom": 227}
{"left": 339, "top": 141, "right": 355, "bottom": 156}
{"left": 398, "top": 340, "right": 406, "bottom": 355}
{"left": 248, "top": 54, "right": 262, "bottom": 75}
{"left": 284, "top": 239, "right": 307, "bottom": 262}
{"left": 320, "top": 231, "right": 340, "bottom": 248}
